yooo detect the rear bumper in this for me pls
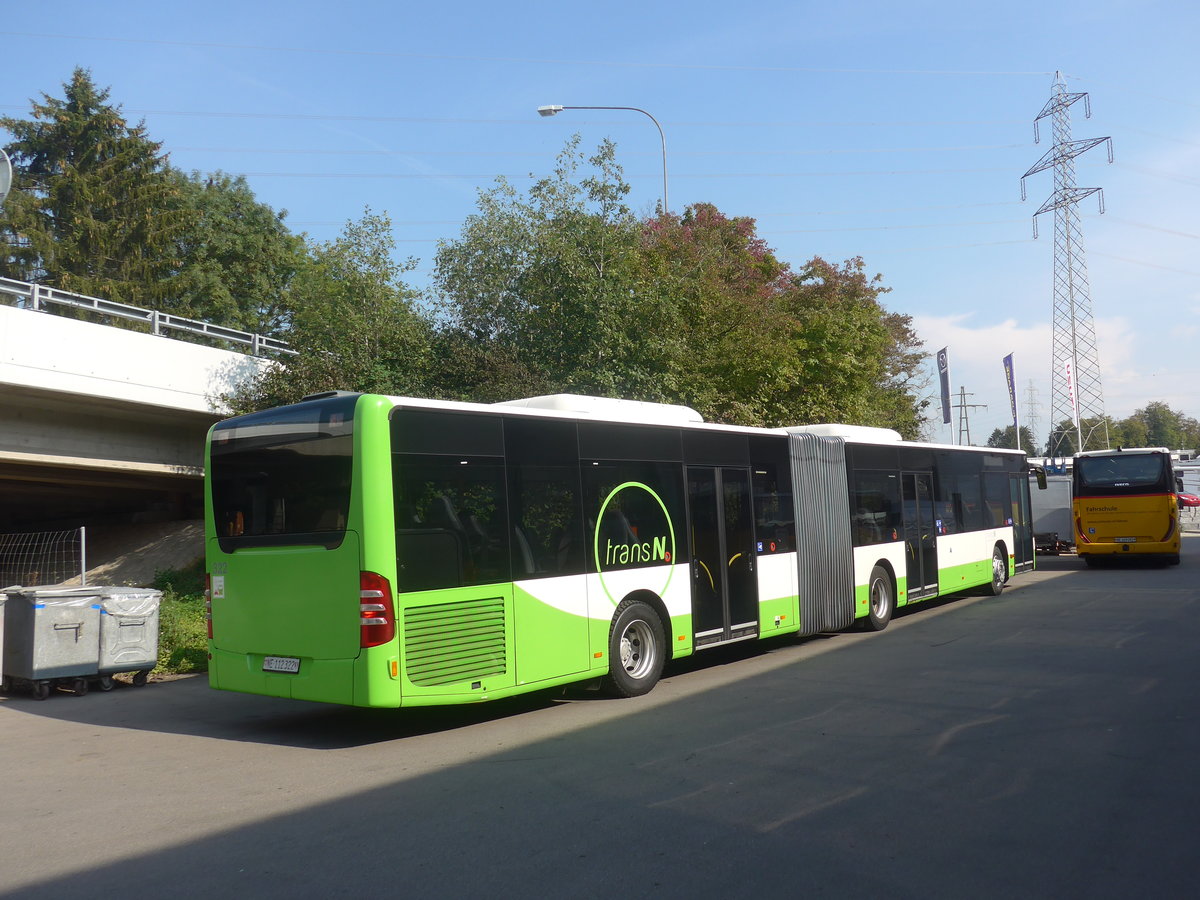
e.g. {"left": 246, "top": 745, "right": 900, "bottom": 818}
{"left": 209, "top": 647, "right": 362, "bottom": 706}
{"left": 1077, "top": 540, "right": 1179, "bottom": 558}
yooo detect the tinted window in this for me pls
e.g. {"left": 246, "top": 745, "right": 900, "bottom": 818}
{"left": 392, "top": 408, "right": 504, "bottom": 456}
{"left": 684, "top": 430, "right": 749, "bottom": 465}
{"left": 506, "top": 419, "right": 584, "bottom": 579}
{"left": 578, "top": 423, "right": 682, "bottom": 462}
{"left": 210, "top": 396, "right": 356, "bottom": 550}
{"left": 393, "top": 455, "right": 510, "bottom": 592}
{"left": 850, "top": 470, "right": 902, "bottom": 546}
{"left": 751, "top": 436, "right": 794, "bottom": 553}
{"left": 582, "top": 461, "right": 687, "bottom": 571}
{"left": 935, "top": 451, "right": 984, "bottom": 533}
{"left": 982, "top": 472, "right": 1011, "bottom": 527}
{"left": 1075, "top": 453, "right": 1170, "bottom": 495}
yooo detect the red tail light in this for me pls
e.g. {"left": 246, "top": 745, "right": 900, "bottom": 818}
{"left": 1075, "top": 517, "right": 1091, "bottom": 544}
{"left": 359, "top": 571, "right": 396, "bottom": 648}
{"left": 1160, "top": 515, "right": 1177, "bottom": 543}
{"left": 205, "top": 573, "right": 213, "bottom": 639}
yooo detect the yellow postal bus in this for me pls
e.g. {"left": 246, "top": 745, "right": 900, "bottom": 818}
{"left": 1073, "top": 447, "right": 1180, "bottom": 566}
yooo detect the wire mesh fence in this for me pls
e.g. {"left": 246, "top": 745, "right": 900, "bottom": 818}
{"left": 0, "top": 527, "right": 86, "bottom": 587}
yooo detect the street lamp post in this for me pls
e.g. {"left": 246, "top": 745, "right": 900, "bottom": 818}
{"left": 537, "top": 105, "right": 668, "bottom": 213}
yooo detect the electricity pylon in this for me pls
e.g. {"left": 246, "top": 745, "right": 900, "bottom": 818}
{"left": 1021, "top": 71, "right": 1113, "bottom": 457}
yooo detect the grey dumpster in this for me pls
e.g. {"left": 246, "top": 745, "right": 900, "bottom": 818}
{"left": 2, "top": 587, "right": 102, "bottom": 698}
{"left": 97, "top": 588, "right": 161, "bottom": 686}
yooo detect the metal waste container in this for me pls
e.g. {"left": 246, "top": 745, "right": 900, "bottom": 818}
{"left": 97, "top": 587, "right": 161, "bottom": 687}
{"left": 2, "top": 587, "right": 102, "bottom": 698}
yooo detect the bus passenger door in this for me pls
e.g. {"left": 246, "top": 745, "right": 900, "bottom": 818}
{"left": 688, "top": 466, "right": 759, "bottom": 647}
{"left": 902, "top": 472, "right": 939, "bottom": 599}
{"left": 1009, "top": 472, "right": 1035, "bottom": 572}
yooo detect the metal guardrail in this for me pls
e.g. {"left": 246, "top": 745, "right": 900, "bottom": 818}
{"left": 0, "top": 276, "right": 295, "bottom": 357}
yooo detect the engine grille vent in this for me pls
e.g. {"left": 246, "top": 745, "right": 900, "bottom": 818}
{"left": 404, "top": 597, "right": 507, "bottom": 687}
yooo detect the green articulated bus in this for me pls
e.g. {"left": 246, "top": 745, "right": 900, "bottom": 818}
{"left": 204, "top": 392, "right": 1036, "bottom": 708}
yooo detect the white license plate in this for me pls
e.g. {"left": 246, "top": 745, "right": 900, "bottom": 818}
{"left": 262, "top": 655, "right": 301, "bottom": 673}
{"left": 1115, "top": 537, "right": 1137, "bottom": 543}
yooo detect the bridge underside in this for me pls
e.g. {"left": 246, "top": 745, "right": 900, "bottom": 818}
{"left": 0, "top": 386, "right": 210, "bottom": 531}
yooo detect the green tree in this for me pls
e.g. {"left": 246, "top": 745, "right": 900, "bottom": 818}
{"left": 633, "top": 202, "right": 790, "bottom": 423}
{"left": 0, "top": 68, "right": 187, "bottom": 305}
{"left": 166, "top": 169, "right": 306, "bottom": 336}
{"left": 1117, "top": 401, "right": 1199, "bottom": 450}
{"left": 772, "top": 257, "right": 927, "bottom": 436}
{"left": 986, "top": 425, "right": 1037, "bottom": 451}
{"left": 635, "top": 209, "right": 927, "bottom": 433}
{"left": 432, "top": 137, "right": 666, "bottom": 401}
{"left": 229, "top": 209, "right": 432, "bottom": 412}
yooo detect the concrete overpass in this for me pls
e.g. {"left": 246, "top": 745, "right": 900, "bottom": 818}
{"left": 0, "top": 281, "right": 278, "bottom": 531}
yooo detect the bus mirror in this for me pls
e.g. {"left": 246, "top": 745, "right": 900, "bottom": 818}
{"left": 1033, "top": 467, "right": 1047, "bottom": 490}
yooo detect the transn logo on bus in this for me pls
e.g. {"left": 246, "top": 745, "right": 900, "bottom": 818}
{"left": 604, "top": 535, "right": 671, "bottom": 566}
{"left": 594, "top": 481, "right": 677, "bottom": 607}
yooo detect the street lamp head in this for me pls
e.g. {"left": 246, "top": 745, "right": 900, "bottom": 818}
{"left": 536, "top": 105, "right": 564, "bottom": 117}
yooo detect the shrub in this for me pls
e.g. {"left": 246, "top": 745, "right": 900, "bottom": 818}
{"left": 152, "top": 562, "right": 209, "bottom": 674}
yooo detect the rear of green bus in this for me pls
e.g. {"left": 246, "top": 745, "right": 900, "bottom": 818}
{"left": 205, "top": 392, "right": 403, "bottom": 706}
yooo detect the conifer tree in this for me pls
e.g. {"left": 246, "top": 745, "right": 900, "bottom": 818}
{"left": 0, "top": 67, "right": 186, "bottom": 305}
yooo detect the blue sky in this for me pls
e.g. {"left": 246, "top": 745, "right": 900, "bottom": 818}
{"left": 3, "top": 1, "right": 1198, "bottom": 443}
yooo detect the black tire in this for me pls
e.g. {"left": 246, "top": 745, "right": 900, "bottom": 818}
{"left": 1082, "top": 555, "right": 1099, "bottom": 568}
{"left": 71, "top": 677, "right": 89, "bottom": 697}
{"left": 864, "top": 565, "right": 894, "bottom": 632}
{"left": 32, "top": 681, "right": 51, "bottom": 701}
{"left": 984, "top": 545, "right": 1007, "bottom": 596}
{"left": 132, "top": 670, "right": 149, "bottom": 687}
{"left": 601, "top": 599, "right": 666, "bottom": 698}
{"left": 97, "top": 675, "right": 115, "bottom": 692}
{"left": 1167, "top": 554, "right": 1181, "bottom": 566}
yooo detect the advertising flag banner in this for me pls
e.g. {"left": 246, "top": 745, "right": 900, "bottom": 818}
{"left": 1003, "top": 353, "right": 1018, "bottom": 428}
{"left": 1064, "top": 359, "right": 1082, "bottom": 438}
{"left": 937, "top": 347, "right": 951, "bottom": 425}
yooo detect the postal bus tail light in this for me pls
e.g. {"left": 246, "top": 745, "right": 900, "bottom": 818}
{"left": 1161, "top": 514, "right": 1177, "bottom": 543}
{"left": 205, "top": 573, "right": 213, "bottom": 639}
{"left": 1075, "top": 517, "right": 1091, "bottom": 544}
{"left": 360, "top": 572, "right": 396, "bottom": 648}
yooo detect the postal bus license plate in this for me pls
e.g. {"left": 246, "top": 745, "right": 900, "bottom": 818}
{"left": 262, "top": 655, "right": 301, "bottom": 673}
{"left": 1115, "top": 537, "right": 1136, "bottom": 543}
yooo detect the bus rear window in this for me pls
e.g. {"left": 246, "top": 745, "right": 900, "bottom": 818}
{"left": 1075, "top": 454, "right": 1168, "bottom": 495}
{"left": 210, "top": 397, "right": 356, "bottom": 550}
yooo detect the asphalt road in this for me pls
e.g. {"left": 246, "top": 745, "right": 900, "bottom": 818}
{"left": 3, "top": 539, "right": 1198, "bottom": 898}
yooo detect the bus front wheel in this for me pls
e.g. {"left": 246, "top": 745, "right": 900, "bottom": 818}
{"left": 602, "top": 599, "right": 666, "bottom": 698}
{"left": 864, "top": 565, "right": 893, "bottom": 632}
{"left": 984, "top": 545, "right": 1007, "bottom": 596}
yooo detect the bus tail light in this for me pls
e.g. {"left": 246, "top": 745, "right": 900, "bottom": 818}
{"left": 205, "top": 574, "right": 213, "bottom": 639}
{"left": 360, "top": 572, "right": 395, "bottom": 648}
{"left": 1161, "top": 516, "right": 1177, "bottom": 543}
{"left": 1075, "top": 517, "right": 1091, "bottom": 544}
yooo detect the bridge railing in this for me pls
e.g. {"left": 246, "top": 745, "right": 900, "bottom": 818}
{"left": 0, "top": 276, "right": 295, "bottom": 357}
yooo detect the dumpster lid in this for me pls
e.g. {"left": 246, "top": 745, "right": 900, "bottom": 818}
{"left": 2, "top": 586, "right": 104, "bottom": 606}
{"left": 97, "top": 588, "right": 162, "bottom": 617}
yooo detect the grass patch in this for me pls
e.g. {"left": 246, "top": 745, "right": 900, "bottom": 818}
{"left": 153, "top": 561, "right": 209, "bottom": 674}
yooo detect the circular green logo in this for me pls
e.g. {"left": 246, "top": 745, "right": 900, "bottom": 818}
{"left": 594, "top": 481, "right": 676, "bottom": 607}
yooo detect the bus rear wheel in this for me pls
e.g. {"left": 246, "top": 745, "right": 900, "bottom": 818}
{"left": 864, "top": 565, "right": 893, "bottom": 632}
{"left": 984, "top": 545, "right": 1007, "bottom": 596}
{"left": 602, "top": 599, "right": 666, "bottom": 698}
